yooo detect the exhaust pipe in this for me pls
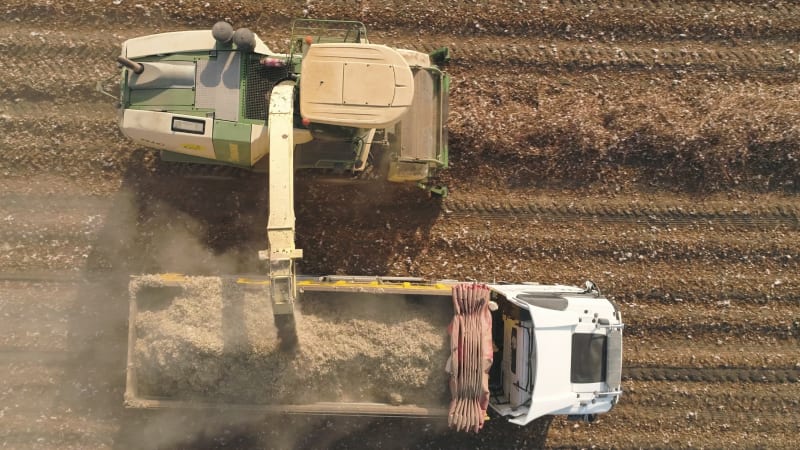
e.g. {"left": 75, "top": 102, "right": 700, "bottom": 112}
{"left": 117, "top": 56, "right": 144, "bottom": 74}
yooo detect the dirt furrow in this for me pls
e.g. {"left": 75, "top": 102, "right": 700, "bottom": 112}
{"left": 2, "top": 0, "right": 300, "bottom": 30}
{"left": 444, "top": 200, "right": 800, "bottom": 229}
{"left": 0, "top": 414, "right": 117, "bottom": 450}
{"left": 624, "top": 367, "right": 800, "bottom": 384}
{"left": 0, "top": 29, "right": 118, "bottom": 65}
{"left": 429, "top": 233, "right": 800, "bottom": 268}
{"left": 622, "top": 302, "right": 800, "bottom": 330}
{"left": 4, "top": 33, "right": 797, "bottom": 90}
{"left": 0, "top": 128, "right": 128, "bottom": 177}
{"left": 2, "top": 23, "right": 798, "bottom": 106}
{"left": 12, "top": 213, "right": 800, "bottom": 268}
{"left": 548, "top": 401, "right": 798, "bottom": 448}
{"left": 0, "top": 100, "right": 113, "bottom": 124}
{"left": 621, "top": 380, "right": 799, "bottom": 408}
{"left": 0, "top": 281, "right": 124, "bottom": 353}
{"left": 4, "top": 175, "right": 797, "bottom": 307}
{"left": 7, "top": 0, "right": 800, "bottom": 41}
{"left": 312, "top": 0, "right": 800, "bottom": 41}
{"left": 625, "top": 340, "right": 800, "bottom": 370}
{"left": 444, "top": 42, "right": 799, "bottom": 76}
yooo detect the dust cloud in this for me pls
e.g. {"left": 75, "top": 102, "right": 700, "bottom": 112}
{"left": 58, "top": 174, "right": 459, "bottom": 449}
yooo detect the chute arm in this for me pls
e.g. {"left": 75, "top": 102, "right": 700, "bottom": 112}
{"left": 260, "top": 81, "right": 303, "bottom": 316}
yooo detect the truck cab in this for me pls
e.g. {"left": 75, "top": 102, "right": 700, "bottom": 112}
{"left": 487, "top": 283, "right": 624, "bottom": 425}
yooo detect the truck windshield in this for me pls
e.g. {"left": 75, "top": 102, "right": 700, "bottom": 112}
{"left": 570, "top": 333, "right": 608, "bottom": 383}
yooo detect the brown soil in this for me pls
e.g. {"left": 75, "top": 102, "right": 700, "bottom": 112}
{"left": 0, "top": 1, "right": 798, "bottom": 449}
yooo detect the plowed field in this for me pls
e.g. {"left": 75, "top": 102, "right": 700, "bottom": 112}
{"left": 1, "top": 1, "right": 798, "bottom": 449}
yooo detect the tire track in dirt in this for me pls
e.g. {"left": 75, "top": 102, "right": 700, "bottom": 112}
{"left": 624, "top": 367, "right": 800, "bottom": 383}
{"left": 443, "top": 42, "right": 799, "bottom": 78}
{"left": 7, "top": 179, "right": 795, "bottom": 308}
{"left": 312, "top": 0, "right": 800, "bottom": 41}
{"left": 626, "top": 322, "right": 798, "bottom": 340}
{"left": 2, "top": 24, "right": 797, "bottom": 102}
{"left": 0, "top": 100, "right": 112, "bottom": 123}
{"left": 625, "top": 342, "right": 800, "bottom": 370}
{"left": 549, "top": 380, "right": 799, "bottom": 447}
{"left": 443, "top": 199, "right": 800, "bottom": 229}
{"left": 0, "top": 28, "right": 119, "bottom": 101}
{"left": 3, "top": 180, "right": 798, "bottom": 231}
{"left": 0, "top": 116, "right": 117, "bottom": 137}
{"left": 1, "top": 1, "right": 295, "bottom": 31}
{"left": 5, "top": 32, "right": 798, "bottom": 81}
{"left": 622, "top": 381, "right": 799, "bottom": 409}
{"left": 0, "top": 30, "right": 117, "bottom": 65}
{"left": 8, "top": 167, "right": 791, "bottom": 226}
{"left": 550, "top": 402, "right": 797, "bottom": 449}
{"left": 9, "top": 0, "right": 800, "bottom": 41}
{"left": 0, "top": 124, "right": 128, "bottom": 176}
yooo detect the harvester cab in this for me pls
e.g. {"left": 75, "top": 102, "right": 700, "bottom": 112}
{"left": 116, "top": 19, "right": 623, "bottom": 435}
